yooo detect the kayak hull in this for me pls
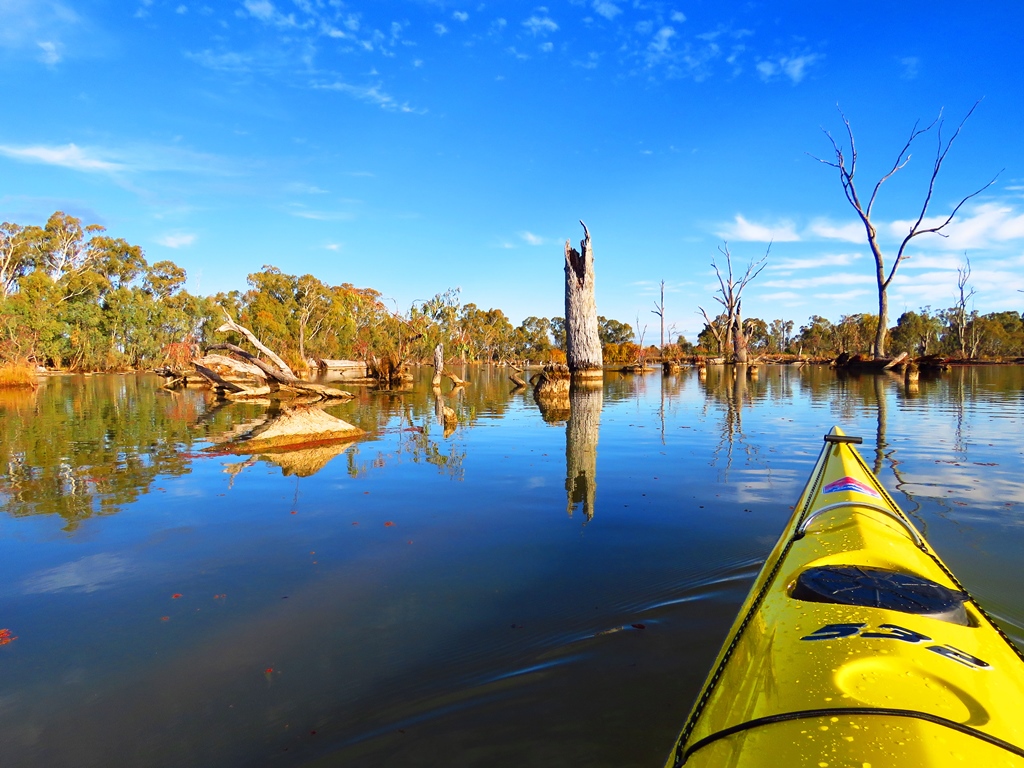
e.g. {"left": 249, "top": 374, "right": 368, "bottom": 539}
{"left": 665, "top": 428, "right": 1024, "bottom": 767}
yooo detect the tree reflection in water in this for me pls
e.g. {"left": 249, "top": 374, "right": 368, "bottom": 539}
{"left": 0, "top": 375, "right": 262, "bottom": 530}
{"left": 565, "top": 383, "right": 602, "bottom": 519}
{"left": 698, "top": 363, "right": 761, "bottom": 475}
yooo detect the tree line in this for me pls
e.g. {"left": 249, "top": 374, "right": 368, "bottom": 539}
{"left": 2, "top": 211, "right": 1021, "bottom": 372}
{"left": 697, "top": 306, "right": 1024, "bottom": 360}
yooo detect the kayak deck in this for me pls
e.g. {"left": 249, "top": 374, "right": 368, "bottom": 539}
{"left": 666, "top": 428, "right": 1024, "bottom": 767}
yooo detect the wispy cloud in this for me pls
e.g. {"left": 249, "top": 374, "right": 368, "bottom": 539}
{"left": 888, "top": 203, "right": 1024, "bottom": 250}
{"left": 756, "top": 53, "right": 822, "bottom": 83}
{"left": 37, "top": 40, "right": 61, "bottom": 65}
{"left": 763, "top": 272, "right": 873, "bottom": 289}
{"left": 184, "top": 49, "right": 255, "bottom": 73}
{"left": 285, "top": 182, "right": 329, "bottom": 195}
{"left": 768, "top": 253, "right": 863, "bottom": 272}
{"left": 287, "top": 205, "right": 355, "bottom": 221}
{"left": 453, "top": 11, "right": 469, "bottom": 22}
{"left": 807, "top": 218, "right": 863, "bottom": 243}
{"left": 157, "top": 233, "right": 197, "bottom": 248}
{"left": 899, "top": 56, "right": 920, "bottom": 80}
{"left": 312, "top": 80, "right": 421, "bottom": 113}
{"left": 520, "top": 231, "right": 545, "bottom": 246}
{"left": 22, "top": 553, "right": 131, "bottom": 595}
{"left": 0, "top": 0, "right": 84, "bottom": 65}
{"left": 0, "top": 143, "right": 124, "bottom": 173}
{"left": 716, "top": 214, "right": 800, "bottom": 242}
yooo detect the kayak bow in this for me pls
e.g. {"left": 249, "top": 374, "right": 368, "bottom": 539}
{"left": 666, "top": 427, "right": 1024, "bottom": 767}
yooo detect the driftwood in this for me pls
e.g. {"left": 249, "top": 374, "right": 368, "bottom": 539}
{"left": 206, "top": 343, "right": 353, "bottom": 401}
{"left": 445, "top": 371, "right": 467, "bottom": 387}
{"left": 192, "top": 363, "right": 247, "bottom": 394}
{"left": 216, "top": 314, "right": 294, "bottom": 377}
{"left": 509, "top": 364, "right": 526, "bottom": 389}
{"left": 211, "top": 404, "right": 364, "bottom": 453}
{"left": 832, "top": 351, "right": 910, "bottom": 373}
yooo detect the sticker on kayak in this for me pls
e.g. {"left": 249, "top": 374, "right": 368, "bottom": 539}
{"left": 822, "top": 476, "right": 881, "bottom": 498}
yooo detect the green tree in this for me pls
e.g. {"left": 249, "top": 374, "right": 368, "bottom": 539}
{"left": 796, "top": 315, "right": 837, "bottom": 356}
{"left": 890, "top": 309, "right": 943, "bottom": 356}
{"left": 597, "top": 316, "right": 634, "bottom": 346}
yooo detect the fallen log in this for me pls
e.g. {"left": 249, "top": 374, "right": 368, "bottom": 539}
{"left": 216, "top": 314, "right": 294, "bottom": 377}
{"left": 206, "top": 343, "right": 353, "bottom": 401}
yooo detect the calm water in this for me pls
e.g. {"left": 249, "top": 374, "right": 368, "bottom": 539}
{"left": 1, "top": 365, "right": 1023, "bottom": 767}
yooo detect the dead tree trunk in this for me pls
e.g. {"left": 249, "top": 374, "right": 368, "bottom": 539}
{"left": 564, "top": 221, "right": 603, "bottom": 381}
{"left": 432, "top": 343, "right": 444, "bottom": 386}
{"left": 216, "top": 314, "right": 294, "bottom": 377}
{"left": 734, "top": 302, "right": 749, "bottom": 363}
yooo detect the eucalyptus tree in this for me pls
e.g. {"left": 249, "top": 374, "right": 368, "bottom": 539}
{"left": 814, "top": 103, "right": 996, "bottom": 359}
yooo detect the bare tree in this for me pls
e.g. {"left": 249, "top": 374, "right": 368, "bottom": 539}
{"left": 814, "top": 102, "right": 998, "bottom": 359}
{"left": 699, "top": 243, "right": 768, "bottom": 363}
{"left": 951, "top": 256, "right": 978, "bottom": 358}
{"left": 651, "top": 279, "right": 665, "bottom": 352}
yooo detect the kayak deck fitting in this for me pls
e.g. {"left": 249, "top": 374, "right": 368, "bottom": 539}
{"left": 665, "top": 427, "right": 1024, "bottom": 767}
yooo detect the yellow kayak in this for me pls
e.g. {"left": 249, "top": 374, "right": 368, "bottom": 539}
{"left": 665, "top": 427, "right": 1024, "bottom": 767}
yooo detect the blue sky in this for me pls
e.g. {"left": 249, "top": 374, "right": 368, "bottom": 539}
{"left": 2, "top": 0, "right": 1023, "bottom": 342}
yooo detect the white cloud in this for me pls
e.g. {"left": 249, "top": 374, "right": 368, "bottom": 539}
{"left": 520, "top": 231, "right": 544, "bottom": 245}
{"left": 716, "top": 214, "right": 800, "bottom": 242}
{"left": 808, "top": 219, "right": 864, "bottom": 243}
{"left": 453, "top": 11, "right": 469, "bottom": 22}
{"left": 288, "top": 208, "right": 355, "bottom": 221}
{"left": 0, "top": 0, "right": 83, "bottom": 64}
{"left": 523, "top": 15, "right": 558, "bottom": 36}
{"left": 763, "top": 272, "right": 873, "bottom": 289}
{"left": 37, "top": 40, "right": 61, "bottom": 64}
{"left": 285, "top": 182, "right": 328, "bottom": 194}
{"left": 176, "top": 5, "right": 188, "bottom": 14}
{"left": 760, "top": 291, "right": 802, "bottom": 302}
{"left": 157, "top": 233, "right": 197, "bottom": 248}
{"left": 243, "top": 0, "right": 275, "bottom": 21}
{"left": 757, "top": 53, "right": 821, "bottom": 84}
{"left": 185, "top": 48, "right": 254, "bottom": 73}
{"left": 312, "top": 80, "right": 420, "bottom": 113}
{"left": 811, "top": 288, "right": 873, "bottom": 302}
{"left": 670, "top": 11, "right": 687, "bottom": 22}
{"left": 0, "top": 143, "right": 124, "bottom": 172}
{"left": 540, "top": 41, "right": 553, "bottom": 52}
{"left": 768, "top": 253, "right": 862, "bottom": 272}
{"left": 648, "top": 26, "right": 676, "bottom": 56}
{"left": 888, "top": 203, "right": 1024, "bottom": 251}
{"left": 434, "top": 23, "right": 448, "bottom": 35}
{"left": 900, "top": 56, "right": 920, "bottom": 80}
{"left": 324, "top": 243, "right": 341, "bottom": 251}
{"left": 592, "top": 1, "right": 621, "bottom": 20}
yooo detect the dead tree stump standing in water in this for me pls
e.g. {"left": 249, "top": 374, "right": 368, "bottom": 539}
{"left": 432, "top": 343, "right": 444, "bottom": 387}
{"left": 564, "top": 221, "right": 603, "bottom": 383}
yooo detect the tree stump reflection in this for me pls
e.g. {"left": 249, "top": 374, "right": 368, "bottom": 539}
{"left": 565, "top": 384, "right": 602, "bottom": 520}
